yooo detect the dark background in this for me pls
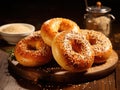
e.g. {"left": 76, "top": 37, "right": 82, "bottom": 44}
{"left": 0, "top": 0, "right": 119, "bottom": 31}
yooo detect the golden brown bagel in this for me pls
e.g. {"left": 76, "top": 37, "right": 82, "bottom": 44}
{"left": 52, "top": 31, "right": 94, "bottom": 72}
{"left": 14, "top": 31, "right": 52, "bottom": 67}
{"left": 81, "top": 29, "right": 112, "bottom": 64}
{"left": 40, "top": 17, "right": 81, "bottom": 46}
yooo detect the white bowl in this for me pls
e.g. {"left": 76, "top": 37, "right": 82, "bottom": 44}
{"left": 0, "top": 23, "right": 35, "bottom": 45}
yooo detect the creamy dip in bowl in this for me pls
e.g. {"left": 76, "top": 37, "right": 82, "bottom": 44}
{"left": 0, "top": 23, "right": 35, "bottom": 44}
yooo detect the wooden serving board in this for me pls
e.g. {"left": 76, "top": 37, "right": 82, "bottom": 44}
{"left": 8, "top": 50, "right": 118, "bottom": 84}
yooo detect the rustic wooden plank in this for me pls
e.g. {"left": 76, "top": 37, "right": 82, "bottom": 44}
{"left": 0, "top": 48, "right": 118, "bottom": 90}
{"left": 0, "top": 50, "right": 41, "bottom": 90}
{"left": 8, "top": 49, "right": 118, "bottom": 85}
{"left": 56, "top": 72, "right": 116, "bottom": 90}
{"left": 115, "top": 60, "right": 120, "bottom": 90}
{"left": 84, "top": 72, "right": 116, "bottom": 90}
{"left": 105, "top": 72, "right": 116, "bottom": 90}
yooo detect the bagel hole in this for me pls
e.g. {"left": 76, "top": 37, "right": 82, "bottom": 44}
{"left": 27, "top": 45, "right": 37, "bottom": 50}
{"left": 89, "top": 38, "right": 96, "bottom": 45}
{"left": 72, "top": 40, "right": 82, "bottom": 53}
{"left": 58, "top": 29, "right": 64, "bottom": 32}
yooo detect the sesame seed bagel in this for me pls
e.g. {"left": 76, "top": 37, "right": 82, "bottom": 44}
{"left": 81, "top": 29, "right": 113, "bottom": 64}
{"left": 14, "top": 31, "right": 52, "bottom": 67}
{"left": 40, "top": 17, "right": 81, "bottom": 46}
{"left": 52, "top": 31, "right": 94, "bottom": 72}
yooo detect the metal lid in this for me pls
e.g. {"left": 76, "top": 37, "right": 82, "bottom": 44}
{"left": 86, "top": 1, "right": 111, "bottom": 14}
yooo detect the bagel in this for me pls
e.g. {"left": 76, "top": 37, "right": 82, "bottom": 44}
{"left": 14, "top": 31, "right": 52, "bottom": 67}
{"left": 40, "top": 18, "right": 80, "bottom": 46}
{"left": 52, "top": 31, "right": 94, "bottom": 72}
{"left": 81, "top": 29, "right": 112, "bottom": 64}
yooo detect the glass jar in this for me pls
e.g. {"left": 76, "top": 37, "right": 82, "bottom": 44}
{"left": 84, "top": 2, "right": 115, "bottom": 36}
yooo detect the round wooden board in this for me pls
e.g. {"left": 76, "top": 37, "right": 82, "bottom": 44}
{"left": 8, "top": 50, "right": 118, "bottom": 84}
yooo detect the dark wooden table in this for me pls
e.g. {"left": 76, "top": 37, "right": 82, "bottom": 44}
{"left": 0, "top": 0, "right": 120, "bottom": 89}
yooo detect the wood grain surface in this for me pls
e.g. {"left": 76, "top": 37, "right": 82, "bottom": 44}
{"left": 8, "top": 50, "right": 118, "bottom": 84}
{"left": 0, "top": 49, "right": 119, "bottom": 90}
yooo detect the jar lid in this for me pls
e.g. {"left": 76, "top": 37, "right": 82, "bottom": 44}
{"left": 86, "top": 1, "right": 111, "bottom": 14}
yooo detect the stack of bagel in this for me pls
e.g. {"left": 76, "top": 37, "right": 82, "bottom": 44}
{"left": 14, "top": 17, "right": 113, "bottom": 72}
